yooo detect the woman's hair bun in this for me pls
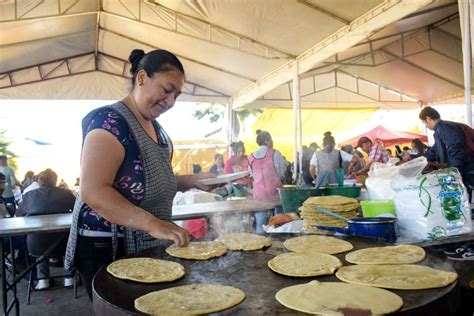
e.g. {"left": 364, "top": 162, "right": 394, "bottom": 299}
{"left": 324, "top": 131, "right": 332, "bottom": 137}
{"left": 129, "top": 49, "right": 145, "bottom": 73}
{"left": 256, "top": 129, "right": 262, "bottom": 135}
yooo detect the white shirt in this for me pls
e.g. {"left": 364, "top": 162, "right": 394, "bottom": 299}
{"left": 309, "top": 150, "right": 353, "bottom": 173}
{"left": 22, "top": 181, "right": 40, "bottom": 195}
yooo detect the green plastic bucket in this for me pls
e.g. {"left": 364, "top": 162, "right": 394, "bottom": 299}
{"left": 325, "top": 185, "right": 362, "bottom": 198}
{"left": 278, "top": 186, "right": 325, "bottom": 213}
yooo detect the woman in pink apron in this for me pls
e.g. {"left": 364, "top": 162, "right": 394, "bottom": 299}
{"left": 248, "top": 130, "right": 288, "bottom": 232}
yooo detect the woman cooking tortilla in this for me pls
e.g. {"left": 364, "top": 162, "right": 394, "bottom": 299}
{"left": 65, "top": 49, "right": 214, "bottom": 299}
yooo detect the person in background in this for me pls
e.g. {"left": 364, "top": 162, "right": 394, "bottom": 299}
{"left": 22, "top": 175, "right": 40, "bottom": 195}
{"left": 309, "top": 132, "right": 357, "bottom": 185}
{"left": 21, "top": 171, "right": 35, "bottom": 190}
{"left": 224, "top": 141, "right": 251, "bottom": 186}
{"left": 420, "top": 107, "right": 474, "bottom": 261}
{"left": 386, "top": 148, "right": 394, "bottom": 158}
{"left": 401, "top": 138, "right": 429, "bottom": 163}
{"left": 351, "top": 137, "right": 389, "bottom": 177}
{"left": 0, "top": 172, "right": 6, "bottom": 218}
{"left": 72, "top": 177, "right": 80, "bottom": 195}
{"left": 17, "top": 168, "right": 76, "bottom": 289}
{"left": 341, "top": 144, "right": 364, "bottom": 175}
{"left": 64, "top": 49, "right": 215, "bottom": 299}
{"left": 309, "top": 142, "right": 319, "bottom": 156}
{"left": 300, "top": 146, "right": 314, "bottom": 185}
{"left": 248, "top": 130, "right": 289, "bottom": 233}
{"left": 419, "top": 106, "right": 474, "bottom": 187}
{"left": 209, "top": 153, "right": 224, "bottom": 176}
{"left": 58, "top": 179, "right": 69, "bottom": 189}
{"left": 411, "top": 138, "right": 428, "bottom": 157}
{"left": 192, "top": 164, "right": 202, "bottom": 174}
{"left": 0, "top": 155, "right": 22, "bottom": 215}
{"left": 1, "top": 171, "right": 28, "bottom": 270}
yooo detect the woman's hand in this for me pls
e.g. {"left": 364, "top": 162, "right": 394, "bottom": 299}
{"left": 176, "top": 172, "right": 221, "bottom": 191}
{"left": 194, "top": 172, "right": 221, "bottom": 191}
{"left": 147, "top": 219, "right": 190, "bottom": 247}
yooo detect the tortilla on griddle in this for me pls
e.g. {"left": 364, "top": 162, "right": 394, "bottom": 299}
{"left": 215, "top": 233, "right": 272, "bottom": 251}
{"left": 283, "top": 235, "right": 353, "bottom": 254}
{"left": 107, "top": 258, "right": 184, "bottom": 283}
{"left": 345, "top": 244, "right": 426, "bottom": 265}
{"left": 166, "top": 241, "right": 227, "bottom": 260}
{"left": 268, "top": 252, "right": 342, "bottom": 277}
{"left": 336, "top": 264, "right": 458, "bottom": 290}
{"left": 135, "top": 284, "right": 245, "bottom": 315}
{"left": 276, "top": 280, "right": 403, "bottom": 315}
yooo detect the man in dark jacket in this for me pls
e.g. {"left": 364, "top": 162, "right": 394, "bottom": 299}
{"left": 17, "top": 168, "right": 75, "bottom": 289}
{"left": 419, "top": 106, "right": 474, "bottom": 187}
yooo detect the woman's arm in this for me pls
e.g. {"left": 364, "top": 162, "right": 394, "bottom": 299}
{"left": 80, "top": 129, "right": 189, "bottom": 246}
{"left": 175, "top": 172, "right": 216, "bottom": 192}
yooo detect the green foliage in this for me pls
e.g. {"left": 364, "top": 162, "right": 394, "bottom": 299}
{"left": 0, "top": 129, "right": 15, "bottom": 158}
{"left": 0, "top": 129, "right": 17, "bottom": 170}
{"left": 193, "top": 103, "right": 224, "bottom": 123}
{"left": 193, "top": 103, "right": 262, "bottom": 123}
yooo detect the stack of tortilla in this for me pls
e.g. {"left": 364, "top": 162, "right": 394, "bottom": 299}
{"left": 299, "top": 195, "right": 359, "bottom": 232}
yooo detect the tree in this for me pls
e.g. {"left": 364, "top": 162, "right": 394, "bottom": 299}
{"left": 0, "top": 129, "right": 18, "bottom": 170}
{"left": 193, "top": 103, "right": 262, "bottom": 124}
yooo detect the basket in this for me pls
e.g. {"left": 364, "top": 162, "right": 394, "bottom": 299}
{"left": 278, "top": 186, "right": 325, "bottom": 213}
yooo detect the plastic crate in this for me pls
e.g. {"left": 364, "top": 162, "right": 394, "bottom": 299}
{"left": 278, "top": 186, "right": 325, "bottom": 213}
{"left": 325, "top": 185, "right": 362, "bottom": 198}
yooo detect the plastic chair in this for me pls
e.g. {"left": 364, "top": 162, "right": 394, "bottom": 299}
{"left": 25, "top": 233, "right": 77, "bottom": 304}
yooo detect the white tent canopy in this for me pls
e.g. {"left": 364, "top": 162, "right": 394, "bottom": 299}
{"left": 0, "top": 0, "right": 472, "bottom": 110}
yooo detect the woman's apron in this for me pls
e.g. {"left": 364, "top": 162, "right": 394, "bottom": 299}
{"left": 248, "top": 148, "right": 281, "bottom": 200}
{"left": 65, "top": 101, "right": 177, "bottom": 273}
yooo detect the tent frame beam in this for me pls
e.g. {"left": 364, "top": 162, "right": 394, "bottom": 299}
{"left": 230, "top": 0, "right": 434, "bottom": 109}
{"left": 296, "top": 0, "right": 350, "bottom": 25}
{"left": 258, "top": 69, "right": 419, "bottom": 104}
{"left": 315, "top": 12, "right": 461, "bottom": 70}
{"left": 101, "top": 26, "right": 256, "bottom": 82}
{"left": 0, "top": 51, "right": 230, "bottom": 98}
{"left": 2, "top": 0, "right": 294, "bottom": 60}
{"left": 380, "top": 48, "right": 465, "bottom": 90}
{"left": 142, "top": 0, "right": 293, "bottom": 59}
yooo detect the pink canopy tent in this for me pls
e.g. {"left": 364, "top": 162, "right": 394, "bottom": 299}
{"left": 339, "top": 125, "right": 428, "bottom": 147}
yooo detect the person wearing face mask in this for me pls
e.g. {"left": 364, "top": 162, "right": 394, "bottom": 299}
{"left": 310, "top": 132, "right": 357, "bottom": 185}
{"left": 64, "top": 49, "right": 215, "bottom": 299}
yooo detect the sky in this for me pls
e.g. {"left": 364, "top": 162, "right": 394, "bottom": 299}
{"left": 0, "top": 100, "right": 225, "bottom": 187}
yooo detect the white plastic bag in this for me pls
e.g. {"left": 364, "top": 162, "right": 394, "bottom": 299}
{"left": 392, "top": 168, "right": 472, "bottom": 240}
{"left": 366, "top": 157, "right": 428, "bottom": 200}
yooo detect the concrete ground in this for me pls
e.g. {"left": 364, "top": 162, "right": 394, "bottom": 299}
{"left": 10, "top": 268, "right": 92, "bottom": 316}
